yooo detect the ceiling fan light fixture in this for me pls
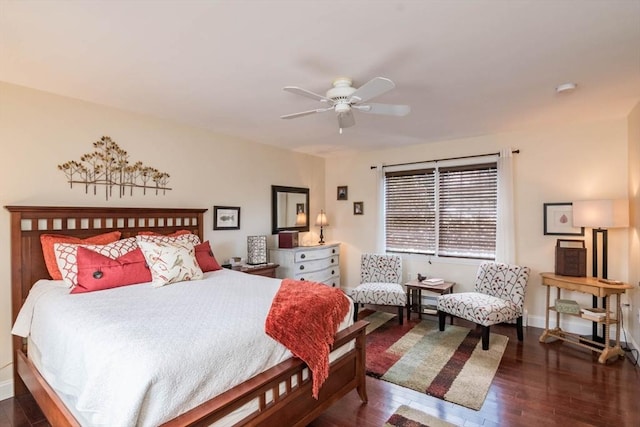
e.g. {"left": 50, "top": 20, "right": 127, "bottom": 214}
{"left": 334, "top": 103, "right": 351, "bottom": 114}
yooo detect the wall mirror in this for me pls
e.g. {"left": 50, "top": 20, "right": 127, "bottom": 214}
{"left": 271, "top": 185, "right": 310, "bottom": 234}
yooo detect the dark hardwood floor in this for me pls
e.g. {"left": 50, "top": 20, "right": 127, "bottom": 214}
{"left": 1, "top": 314, "right": 639, "bottom": 427}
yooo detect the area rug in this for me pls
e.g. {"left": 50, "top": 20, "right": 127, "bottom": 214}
{"left": 384, "top": 405, "right": 460, "bottom": 427}
{"left": 363, "top": 310, "right": 508, "bottom": 410}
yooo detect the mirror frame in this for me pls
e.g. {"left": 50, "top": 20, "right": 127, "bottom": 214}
{"left": 271, "top": 185, "right": 310, "bottom": 234}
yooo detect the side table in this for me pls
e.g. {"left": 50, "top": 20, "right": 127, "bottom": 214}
{"left": 405, "top": 280, "right": 455, "bottom": 322}
{"left": 229, "top": 263, "right": 279, "bottom": 278}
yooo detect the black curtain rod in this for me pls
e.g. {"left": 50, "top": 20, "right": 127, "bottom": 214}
{"left": 370, "top": 149, "right": 520, "bottom": 170}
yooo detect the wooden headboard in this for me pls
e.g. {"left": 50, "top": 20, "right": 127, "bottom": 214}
{"left": 5, "top": 205, "right": 207, "bottom": 394}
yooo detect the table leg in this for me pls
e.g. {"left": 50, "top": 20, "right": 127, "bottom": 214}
{"left": 539, "top": 284, "right": 552, "bottom": 343}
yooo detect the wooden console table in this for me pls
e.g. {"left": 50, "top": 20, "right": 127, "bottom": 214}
{"left": 539, "top": 273, "right": 632, "bottom": 364}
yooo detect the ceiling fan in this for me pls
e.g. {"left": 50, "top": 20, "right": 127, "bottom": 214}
{"left": 280, "top": 77, "right": 410, "bottom": 134}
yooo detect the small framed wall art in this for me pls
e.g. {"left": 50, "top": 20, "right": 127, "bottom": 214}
{"left": 543, "top": 202, "right": 584, "bottom": 236}
{"left": 353, "top": 201, "right": 364, "bottom": 215}
{"left": 337, "top": 186, "right": 348, "bottom": 200}
{"left": 213, "top": 206, "right": 241, "bottom": 230}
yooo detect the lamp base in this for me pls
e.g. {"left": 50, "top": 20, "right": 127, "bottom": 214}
{"left": 318, "top": 226, "right": 325, "bottom": 245}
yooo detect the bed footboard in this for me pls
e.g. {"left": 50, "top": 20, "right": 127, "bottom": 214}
{"left": 15, "top": 320, "right": 368, "bottom": 427}
{"left": 163, "top": 319, "right": 369, "bottom": 427}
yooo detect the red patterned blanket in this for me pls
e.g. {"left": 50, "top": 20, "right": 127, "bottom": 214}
{"left": 265, "top": 278, "right": 350, "bottom": 398}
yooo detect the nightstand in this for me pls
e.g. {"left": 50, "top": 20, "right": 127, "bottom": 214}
{"left": 231, "top": 263, "right": 279, "bottom": 278}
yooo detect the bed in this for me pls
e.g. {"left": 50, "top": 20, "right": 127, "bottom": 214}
{"left": 6, "top": 206, "right": 368, "bottom": 426}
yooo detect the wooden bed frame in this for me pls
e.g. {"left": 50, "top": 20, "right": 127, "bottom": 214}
{"left": 6, "top": 205, "right": 368, "bottom": 426}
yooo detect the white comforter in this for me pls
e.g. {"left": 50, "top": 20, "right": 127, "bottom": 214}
{"left": 13, "top": 269, "right": 347, "bottom": 426}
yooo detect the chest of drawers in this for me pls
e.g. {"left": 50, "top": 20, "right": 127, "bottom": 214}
{"left": 268, "top": 243, "right": 340, "bottom": 287}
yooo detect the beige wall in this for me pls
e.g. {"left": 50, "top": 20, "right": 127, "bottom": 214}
{"left": 0, "top": 82, "right": 326, "bottom": 396}
{"left": 628, "top": 102, "right": 640, "bottom": 347}
{"left": 325, "top": 119, "right": 630, "bottom": 333}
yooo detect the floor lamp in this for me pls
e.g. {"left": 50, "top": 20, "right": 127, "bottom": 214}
{"left": 572, "top": 199, "right": 629, "bottom": 341}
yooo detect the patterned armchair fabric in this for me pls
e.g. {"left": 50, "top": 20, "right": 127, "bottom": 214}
{"left": 349, "top": 254, "right": 406, "bottom": 324}
{"left": 437, "top": 261, "right": 530, "bottom": 350}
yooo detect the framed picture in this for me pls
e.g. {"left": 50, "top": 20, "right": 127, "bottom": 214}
{"left": 213, "top": 206, "right": 240, "bottom": 230}
{"left": 353, "top": 201, "right": 364, "bottom": 215}
{"left": 296, "top": 203, "right": 305, "bottom": 214}
{"left": 337, "top": 186, "right": 348, "bottom": 201}
{"left": 543, "top": 202, "right": 584, "bottom": 236}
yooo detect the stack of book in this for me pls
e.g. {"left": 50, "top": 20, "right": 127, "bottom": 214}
{"left": 580, "top": 307, "right": 608, "bottom": 322}
{"left": 422, "top": 278, "right": 444, "bottom": 286}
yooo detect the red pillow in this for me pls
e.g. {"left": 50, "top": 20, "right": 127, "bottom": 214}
{"left": 41, "top": 231, "right": 122, "bottom": 280}
{"left": 195, "top": 241, "right": 222, "bottom": 272}
{"left": 137, "top": 230, "right": 192, "bottom": 237}
{"left": 72, "top": 247, "right": 152, "bottom": 293}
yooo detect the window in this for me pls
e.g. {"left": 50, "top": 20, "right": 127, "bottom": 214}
{"left": 384, "top": 162, "right": 497, "bottom": 259}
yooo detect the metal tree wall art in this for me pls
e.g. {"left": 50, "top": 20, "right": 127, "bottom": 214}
{"left": 58, "top": 136, "right": 171, "bottom": 201}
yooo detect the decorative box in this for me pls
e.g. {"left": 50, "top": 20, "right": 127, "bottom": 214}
{"left": 555, "top": 299, "right": 580, "bottom": 314}
{"left": 555, "top": 239, "right": 586, "bottom": 277}
{"left": 278, "top": 231, "right": 299, "bottom": 248}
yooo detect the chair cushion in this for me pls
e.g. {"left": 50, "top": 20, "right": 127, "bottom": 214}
{"left": 437, "top": 292, "right": 519, "bottom": 326}
{"left": 349, "top": 282, "right": 406, "bottom": 306}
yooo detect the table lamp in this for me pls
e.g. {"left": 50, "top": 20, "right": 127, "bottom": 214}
{"left": 315, "top": 210, "right": 329, "bottom": 245}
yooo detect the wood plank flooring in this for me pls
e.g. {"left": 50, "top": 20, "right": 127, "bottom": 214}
{"left": 1, "top": 316, "right": 638, "bottom": 427}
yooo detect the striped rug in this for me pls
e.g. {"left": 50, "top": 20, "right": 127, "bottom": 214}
{"left": 384, "top": 405, "right": 460, "bottom": 427}
{"left": 363, "top": 310, "right": 507, "bottom": 410}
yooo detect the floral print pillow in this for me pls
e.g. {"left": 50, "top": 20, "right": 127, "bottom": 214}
{"left": 137, "top": 240, "right": 203, "bottom": 287}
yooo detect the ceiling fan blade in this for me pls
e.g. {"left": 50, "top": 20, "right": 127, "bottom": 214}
{"left": 349, "top": 77, "right": 395, "bottom": 103}
{"left": 354, "top": 103, "right": 411, "bottom": 116}
{"left": 283, "top": 86, "right": 333, "bottom": 103}
{"left": 338, "top": 110, "right": 355, "bottom": 129}
{"left": 280, "top": 107, "right": 332, "bottom": 119}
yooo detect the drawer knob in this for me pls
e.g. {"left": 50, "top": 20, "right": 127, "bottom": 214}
{"left": 299, "top": 265, "right": 304, "bottom": 270}
{"left": 331, "top": 270, "right": 335, "bottom": 275}
{"left": 301, "top": 278, "right": 305, "bottom": 281}
{"left": 332, "top": 249, "right": 335, "bottom": 254}
{"left": 331, "top": 259, "right": 334, "bottom": 263}
{"left": 301, "top": 254, "right": 306, "bottom": 259}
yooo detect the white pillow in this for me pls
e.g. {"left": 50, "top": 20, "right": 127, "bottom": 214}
{"left": 137, "top": 240, "right": 203, "bottom": 287}
{"left": 54, "top": 237, "right": 138, "bottom": 288}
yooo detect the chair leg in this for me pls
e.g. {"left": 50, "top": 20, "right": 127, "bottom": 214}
{"left": 353, "top": 302, "right": 358, "bottom": 323}
{"left": 516, "top": 316, "right": 524, "bottom": 341}
{"left": 397, "top": 306, "right": 403, "bottom": 325}
{"left": 438, "top": 311, "right": 446, "bottom": 331}
{"left": 481, "top": 325, "right": 490, "bottom": 350}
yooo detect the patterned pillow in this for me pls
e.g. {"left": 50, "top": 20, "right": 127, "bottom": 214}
{"left": 137, "top": 240, "right": 203, "bottom": 287}
{"left": 137, "top": 230, "right": 192, "bottom": 237}
{"left": 41, "top": 231, "right": 122, "bottom": 280}
{"left": 136, "top": 233, "right": 201, "bottom": 246}
{"left": 54, "top": 238, "right": 138, "bottom": 288}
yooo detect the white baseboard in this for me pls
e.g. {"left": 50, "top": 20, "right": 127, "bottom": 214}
{"left": 0, "top": 379, "right": 14, "bottom": 400}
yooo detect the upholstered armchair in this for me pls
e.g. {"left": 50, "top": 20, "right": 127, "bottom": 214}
{"left": 436, "top": 261, "right": 530, "bottom": 350}
{"left": 349, "top": 254, "right": 405, "bottom": 325}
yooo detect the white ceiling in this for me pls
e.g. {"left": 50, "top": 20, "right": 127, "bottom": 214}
{"left": 1, "top": 1, "right": 639, "bottom": 156}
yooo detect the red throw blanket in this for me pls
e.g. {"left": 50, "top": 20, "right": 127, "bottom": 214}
{"left": 265, "top": 278, "right": 350, "bottom": 399}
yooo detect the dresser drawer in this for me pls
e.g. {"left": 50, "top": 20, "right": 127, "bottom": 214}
{"left": 298, "top": 265, "right": 340, "bottom": 286}
{"left": 294, "top": 245, "right": 339, "bottom": 262}
{"left": 294, "top": 255, "right": 338, "bottom": 274}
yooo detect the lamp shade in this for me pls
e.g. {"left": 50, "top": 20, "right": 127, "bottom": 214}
{"left": 315, "top": 210, "right": 329, "bottom": 227}
{"left": 572, "top": 199, "right": 629, "bottom": 229}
